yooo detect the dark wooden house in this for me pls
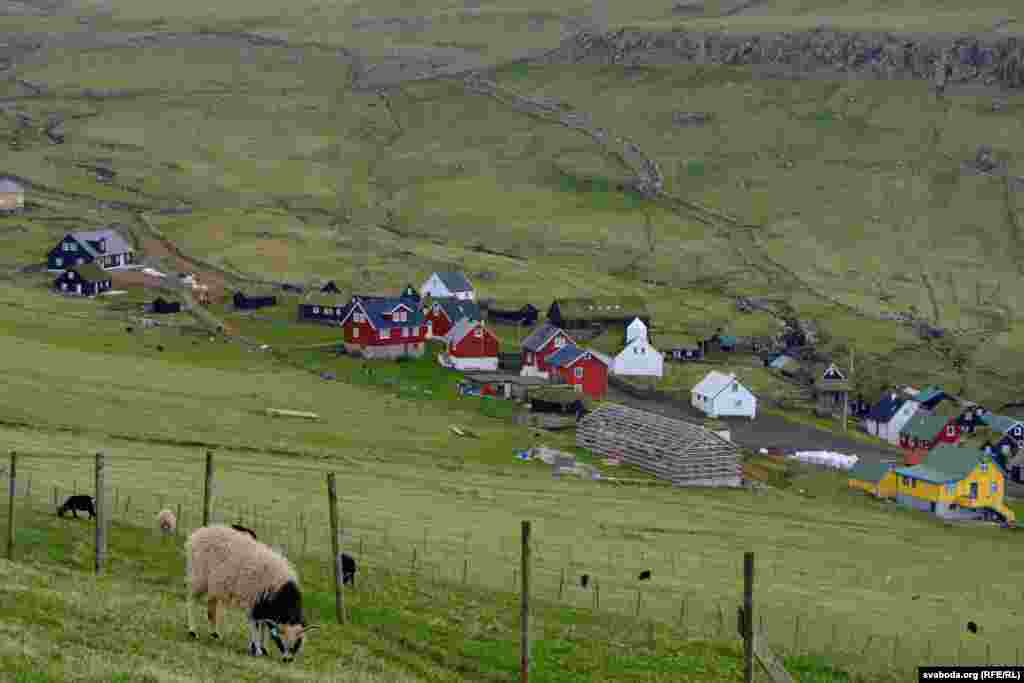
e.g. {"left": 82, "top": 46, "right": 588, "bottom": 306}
{"left": 486, "top": 303, "right": 539, "bottom": 326}
{"left": 54, "top": 263, "right": 111, "bottom": 297}
{"left": 233, "top": 291, "right": 277, "bottom": 310}
{"left": 298, "top": 296, "right": 349, "bottom": 324}
{"left": 151, "top": 297, "right": 182, "bottom": 314}
{"left": 547, "top": 297, "right": 650, "bottom": 330}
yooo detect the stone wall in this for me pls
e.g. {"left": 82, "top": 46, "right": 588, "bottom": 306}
{"left": 531, "top": 29, "right": 1024, "bottom": 90}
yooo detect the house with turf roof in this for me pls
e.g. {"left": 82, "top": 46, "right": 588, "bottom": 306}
{"left": 338, "top": 295, "right": 428, "bottom": 360}
{"left": 298, "top": 290, "right": 350, "bottom": 324}
{"left": 53, "top": 263, "right": 112, "bottom": 297}
{"left": 47, "top": 228, "right": 135, "bottom": 271}
{"left": 899, "top": 412, "right": 962, "bottom": 465}
{"left": 848, "top": 461, "right": 899, "bottom": 499}
{"left": 893, "top": 444, "right": 1014, "bottom": 524}
{"left": 420, "top": 271, "right": 475, "bottom": 302}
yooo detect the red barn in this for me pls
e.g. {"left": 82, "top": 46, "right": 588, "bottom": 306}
{"left": 439, "top": 319, "right": 500, "bottom": 371}
{"left": 898, "top": 413, "right": 962, "bottom": 465}
{"left": 423, "top": 298, "right": 482, "bottom": 341}
{"left": 339, "top": 295, "right": 428, "bottom": 360}
{"left": 546, "top": 344, "right": 609, "bottom": 400}
{"left": 520, "top": 323, "right": 574, "bottom": 378}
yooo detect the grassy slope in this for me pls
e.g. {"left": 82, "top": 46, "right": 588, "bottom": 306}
{"left": 0, "top": 284, "right": 1019, "bottom": 681}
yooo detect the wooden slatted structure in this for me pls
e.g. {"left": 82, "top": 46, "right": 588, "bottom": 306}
{"left": 577, "top": 403, "right": 742, "bottom": 487}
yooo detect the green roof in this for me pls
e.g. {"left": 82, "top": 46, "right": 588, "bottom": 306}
{"left": 894, "top": 444, "right": 994, "bottom": 484}
{"left": 899, "top": 413, "right": 951, "bottom": 441}
{"left": 849, "top": 461, "right": 896, "bottom": 484}
{"left": 553, "top": 296, "right": 649, "bottom": 321}
{"left": 71, "top": 263, "right": 109, "bottom": 283}
{"left": 981, "top": 414, "right": 1024, "bottom": 434}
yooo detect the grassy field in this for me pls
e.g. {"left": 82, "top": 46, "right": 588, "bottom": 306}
{"left": 0, "top": 284, "right": 1021, "bottom": 681}
{"left": 5, "top": 0, "right": 1024, "bottom": 678}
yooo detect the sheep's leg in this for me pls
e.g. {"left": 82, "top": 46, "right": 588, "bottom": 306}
{"left": 247, "top": 619, "right": 267, "bottom": 656}
{"left": 186, "top": 590, "right": 199, "bottom": 638}
{"left": 207, "top": 598, "right": 222, "bottom": 639}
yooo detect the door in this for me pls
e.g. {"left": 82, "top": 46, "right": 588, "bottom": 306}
{"left": 970, "top": 482, "right": 978, "bottom": 500}
{"left": 929, "top": 501, "right": 936, "bottom": 513}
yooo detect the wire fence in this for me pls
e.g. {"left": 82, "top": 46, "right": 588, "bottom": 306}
{"left": 4, "top": 452, "right": 1020, "bottom": 682}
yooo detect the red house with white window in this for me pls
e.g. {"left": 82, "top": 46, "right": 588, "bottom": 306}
{"left": 520, "top": 323, "right": 574, "bottom": 378}
{"left": 438, "top": 319, "right": 500, "bottom": 371}
{"left": 339, "top": 295, "right": 428, "bottom": 360}
{"left": 898, "top": 413, "right": 962, "bottom": 465}
{"left": 546, "top": 344, "right": 609, "bottom": 400}
{"left": 423, "top": 298, "right": 482, "bottom": 341}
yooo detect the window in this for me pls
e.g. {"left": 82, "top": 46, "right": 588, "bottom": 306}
{"left": 946, "top": 425, "right": 955, "bottom": 436}
{"left": 981, "top": 462, "right": 989, "bottom": 472}
{"left": 353, "top": 327, "right": 359, "bottom": 338}
{"left": 527, "top": 353, "right": 534, "bottom": 363}
{"left": 76, "top": 257, "right": 84, "bottom": 265}
{"left": 380, "top": 328, "right": 390, "bottom": 339}
{"left": 554, "top": 337, "right": 565, "bottom": 348}
{"left": 991, "top": 482, "right": 998, "bottom": 494}
{"left": 735, "top": 400, "right": 742, "bottom": 408}
{"left": 68, "top": 272, "right": 75, "bottom": 280}
{"left": 313, "top": 307, "right": 320, "bottom": 314}
{"left": 902, "top": 476, "right": 911, "bottom": 486}
{"left": 732, "top": 383, "right": 738, "bottom": 392}
{"left": 54, "top": 257, "right": 62, "bottom": 267}
{"left": 473, "top": 328, "right": 483, "bottom": 337}
{"left": 574, "top": 367, "right": 583, "bottom": 379}
{"left": 634, "top": 347, "right": 639, "bottom": 355}
{"left": 946, "top": 484, "right": 956, "bottom": 496}
{"left": 911, "top": 480, "right": 917, "bottom": 489}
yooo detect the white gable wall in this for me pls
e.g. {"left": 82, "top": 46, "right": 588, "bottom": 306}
{"left": 420, "top": 273, "right": 453, "bottom": 299}
{"left": 612, "top": 338, "right": 663, "bottom": 377}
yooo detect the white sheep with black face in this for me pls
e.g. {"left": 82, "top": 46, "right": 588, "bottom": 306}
{"left": 184, "top": 525, "right": 319, "bottom": 662}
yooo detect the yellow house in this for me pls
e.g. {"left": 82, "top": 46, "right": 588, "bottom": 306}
{"left": 893, "top": 444, "right": 1015, "bottom": 524}
{"left": 848, "top": 461, "right": 900, "bottom": 498}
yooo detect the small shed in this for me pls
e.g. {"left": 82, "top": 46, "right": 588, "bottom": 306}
{"left": 813, "top": 362, "right": 851, "bottom": 418}
{"left": 848, "top": 461, "right": 899, "bottom": 498}
{"left": 691, "top": 370, "right": 757, "bottom": 419}
{"left": 151, "top": 297, "right": 182, "bottom": 314}
{"left": 577, "top": 403, "right": 742, "bottom": 487}
{"left": 0, "top": 177, "right": 24, "bottom": 212}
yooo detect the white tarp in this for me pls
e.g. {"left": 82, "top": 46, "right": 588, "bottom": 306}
{"left": 142, "top": 267, "right": 166, "bottom": 278}
{"left": 787, "top": 451, "right": 859, "bottom": 470}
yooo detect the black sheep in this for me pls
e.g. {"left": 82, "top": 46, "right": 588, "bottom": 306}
{"left": 57, "top": 495, "right": 96, "bottom": 519}
{"left": 967, "top": 621, "right": 979, "bottom": 634}
{"left": 580, "top": 574, "right": 590, "bottom": 589}
{"left": 339, "top": 552, "right": 357, "bottom": 586}
{"left": 638, "top": 570, "right": 652, "bottom": 581}
{"left": 230, "top": 524, "right": 257, "bottom": 540}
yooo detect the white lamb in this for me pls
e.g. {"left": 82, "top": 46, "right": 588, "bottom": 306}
{"left": 157, "top": 509, "right": 177, "bottom": 535}
{"left": 184, "top": 524, "right": 319, "bottom": 662}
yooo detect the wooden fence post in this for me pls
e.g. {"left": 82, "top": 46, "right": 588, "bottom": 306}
{"left": 743, "top": 552, "right": 754, "bottom": 683}
{"left": 558, "top": 567, "right": 565, "bottom": 600}
{"left": 463, "top": 558, "right": 469, "bottom": 585}
{"left": 202, "top": 451, "right": 213, "bottom": 527}
{"left": 52, "top": 485, "right": 57, "bottom": 509}
{"left": 326, "top": 472, "right": 345, "bottom": 624}
{"left": 95, "top": 453, "right": 106, "bottom": 574}
{"left": 7, "top": 452, "right": 16, "bottom": 560}
{"left": 521, "top": 520, "right": 531, "bottom": 683}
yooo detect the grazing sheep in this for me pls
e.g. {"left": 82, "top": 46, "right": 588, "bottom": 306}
{"left": 57, "top": 495, "right": 96, "bottom": 519}
{"left": 638, "top": 570, "right": 652, "bottom": 581}
{"left": 184, "top": 525, "right": 318, "bottom": 662}
{"left": 338, "top": 552, "right": 357, "bottom": 586}
{"left": 967, "top": 621, "right": 979, "bottom": 634}
{"left": 157, "top": 509, "right": 177, "bottom": 535}
{"left": 580, "top": 574, "right": 590, "bottom": 589}
{"left": 230, "top": 524, "right": 257, "bottom": 540}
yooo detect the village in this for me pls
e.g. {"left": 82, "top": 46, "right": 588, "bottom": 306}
{"left": 30, "top": 209, "right": 1024, "bottom": 531}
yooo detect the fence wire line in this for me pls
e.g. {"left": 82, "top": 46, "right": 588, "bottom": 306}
{"left": 4, "top": 466, "right": 1015, "bottom": 679}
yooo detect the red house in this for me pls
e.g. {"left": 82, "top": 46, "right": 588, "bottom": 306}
{"left": 898, "top": 413, "right": 962, "bottom": 465}
{"left": 439, "top": 319, "right": 500, "bottom": 371}
{"left": 423, "top": 298, "right": 482, "bottom": 341}
{"left": 546, "top": 344, "right": 609, "bottom": 400}
{"left": 339, "top": 295, "right": 428, "bottom": 360}
{"left": 520, "top": 323, "right": 575, "bottom": 378}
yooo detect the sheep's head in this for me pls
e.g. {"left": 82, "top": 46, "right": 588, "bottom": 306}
{"left": 262, "top": 620, "right": 319, "bottom": 662}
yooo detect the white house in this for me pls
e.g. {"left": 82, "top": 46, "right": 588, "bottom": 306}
{"left": 420, "top": 271, "right": 475, "bottom": 301}
{"left": 612, "top": 318, "right": 664, "bottom": 377}
{"left": 691, "top": 370, "right": 757, "bottom": 419}
{"left": 864, "top": 393, "right": 925, "bottom": 445}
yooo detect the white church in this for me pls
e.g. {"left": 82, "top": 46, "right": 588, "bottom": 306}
{"left": 611, "top": 317, "right": 664, "bottom": 378}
